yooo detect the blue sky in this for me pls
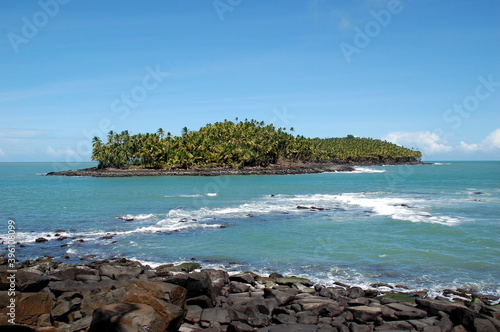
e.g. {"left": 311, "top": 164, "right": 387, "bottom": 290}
{"left": 1, "top": 0, "right": 499, "bottom": 162}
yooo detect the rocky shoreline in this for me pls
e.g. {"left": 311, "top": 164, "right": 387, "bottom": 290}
{"left": 1, "top": 257, "right": 499, "bottom": 331}
{"left": 45, "top": 161, "right": 424, "bottom": 177}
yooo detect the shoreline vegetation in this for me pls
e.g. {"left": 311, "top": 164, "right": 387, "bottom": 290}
{"left": 1, "top": 256, "right": 499, "bottom": 331}
{"left": 48, "top": 119, "right": 423, "bottom": 177}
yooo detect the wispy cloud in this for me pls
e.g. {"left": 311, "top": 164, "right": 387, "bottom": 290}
{"left": 0, "top": 148, "right": 5, "bottom": 156}
{"left": 46, "top": 146, "right": 78, "bottom": 158}
{"left": 383, "top": 131, "right": 453, "bottom": 154}
{"left": 458, "top": 129, "right": 500, "bottom": 152}
{"left": 383, "top": 129, "right": 500, "bottom": 156}
{"left": 0, "top": 76, "right": 132, "bottom": 103}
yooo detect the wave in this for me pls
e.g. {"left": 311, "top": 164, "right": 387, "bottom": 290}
{"left": 13, "top": 191, "right": 463, "bottom": 245}
{"left": 351, "top": 167, "right": 386, "bottom": 173}
{"left": 164, "top": 193, "right": 218, "bottom": 198}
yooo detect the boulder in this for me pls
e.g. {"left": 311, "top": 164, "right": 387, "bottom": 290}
{"left": 230, "top": 281, "right": 251, "bottom": 293}
{"left": 88, "top": 303, "right": 166, "bottom": 332}
{"left": 348, "top": 306, "right": 382, "bottom": 323}
{"left": 227, "top": 321, "right": 255, "bottom": 332}
{"left": 264, "top": 288, "right": 296, "bottom": 306}
{"left": 229, "top": 273, "right": 256, "bottom": 285}
{"left": 0, "top": 292, "right": 54, "bottom": 326}
{"left": 99, "top": 264, "right": 143, "bottom": 280}
{"left": 0, "top": 270, "right": 50, "bottom": 292}
{"left": 200, "top": 308, "right": 231, "bottom": 324}
{"left": 275, "top": 277, "right": 313, "bottom": 287}
{"left": 121, "top": 285, "right": 185, "bottom": 331}
{"left": 415, "top": 298, "right": 466, "bottom": 315}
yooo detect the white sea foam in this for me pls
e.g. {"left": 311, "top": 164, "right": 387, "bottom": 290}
{"left": 119, "top": 213, "right": 155, "bottom": 220}
{"left": 164, "top": 193, "right": 218, "bottom": 198}
{"left": 351, "top": 167, "right": 386, "bottom": 173}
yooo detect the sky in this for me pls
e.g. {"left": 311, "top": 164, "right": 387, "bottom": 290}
{"left": 1, "top": 0, "right": 499, "bottom": 162}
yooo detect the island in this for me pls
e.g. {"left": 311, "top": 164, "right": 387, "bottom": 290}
{"left": 48, "top": 119, "right": 422, "bottom": 177}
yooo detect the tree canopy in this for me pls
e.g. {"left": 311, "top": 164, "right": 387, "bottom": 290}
{"left": 91, "top": 119, "right": 422, "bottom": 169}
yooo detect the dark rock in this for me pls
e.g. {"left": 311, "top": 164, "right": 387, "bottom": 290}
{"left": 185, "top": 305, "right": 203, "bottom": 324}
{"left": 0, "top": 292, "right": 54, "bottom": 325}
{"left": 247, "top": 313, "right": 271, "bottom": 327}
{"left": 259, "top": 323, "right": 318, "bottom": 332}
{"left": 349, "top": 322, "right": 371, "bottom": 332}
{"left": 373, "top": 320, "right": 415, "bottom": 331}
{"left": 297, "top": 206, "right": 310, "bottom": 209}
{"left": 449, "top": 306, "right": 500, "bottom": 332}
{"left": 230, "top": 281, "right": 251, "bottom": 293}
{"left": 99, "top": 264, "right": 143, "bottom": 279}
{"left": 319, "top": 287, "right": 349, "bottom": 300}
{"left": 88, "top": 303, "right": 166, "bottom": 332}
{"left": 296, "top": 312, "right": 319, "bottom": 325}
{"left": 274, "top": 313, "right": 298, "bottom": 324}
{"left": 348, "top": 306, "right": 382, "bottom": 322}
{"left": 348, "top": 287, "right": 365, "bottom": 299}
{"left": 347, "top": 298, "right": 369, "bottom": 306}
{"left": 0, "top": 270, "right": 50, "bottom": 292}
{"left": 230, "top": 272, "right": 256, "bottom": 285}
{"left": 227, "top": 321, "right": 255, "bottom": 332}
{"left": 35, "top": 237, "right": 49, "bottom": 243}
{"left": 386, "top": 302, "right": 428, "bottom": 319}
{"left": 416, "top": 298, "right": 466, "bottom": 315}
{"left": 121, "top": 284, "right": 185, "bottom": 331}
{"left": 264, "top": 288, "right": 295, "bottom": 306}
{"left": 275, "top": 277, "right": 313, "bottom": 287}
{"left": 187, "top": 295, "right": 213, "bottom": 308}
{"left": 474, "top": 318, "right": 497, "bottom": 332}
{"left": 201, "top": 308, "right": 231, "bottom": 324}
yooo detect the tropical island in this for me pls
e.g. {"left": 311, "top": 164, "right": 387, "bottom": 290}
{"left": 48, "top": 119, "right": 422, "bottom": 177}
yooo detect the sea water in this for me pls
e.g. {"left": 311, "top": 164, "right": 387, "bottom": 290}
{"left": 1, "top": 161, "right": 499, "bottom": 298}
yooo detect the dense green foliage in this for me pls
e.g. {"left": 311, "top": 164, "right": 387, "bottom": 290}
{"left": 91, "top": 119, "right": 421, "bottom": 169}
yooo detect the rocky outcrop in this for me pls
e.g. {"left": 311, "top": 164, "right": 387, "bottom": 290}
{"left": 0, "top": 258, "right": 499, "bottom": 331}
{"left": 46, "top": 163, "right": 360, "bottom": 177}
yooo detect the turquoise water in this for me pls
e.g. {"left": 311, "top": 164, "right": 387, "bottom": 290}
{"left": 1, "top": 162, "right": 499, "bottom": 297}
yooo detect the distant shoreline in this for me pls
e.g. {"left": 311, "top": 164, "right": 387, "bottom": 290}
{"left": 46, "top": 161, "right": 425, "bottom": 177}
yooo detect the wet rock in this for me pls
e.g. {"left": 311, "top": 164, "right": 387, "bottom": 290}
{"left": 230, "top": 272, "right": 256, "bottom": 285}
{"left": 275, "top": 277, "right": 313, "bottom": 287}
{"left": 35, "top": 237, "right": 49, "bottom": 243}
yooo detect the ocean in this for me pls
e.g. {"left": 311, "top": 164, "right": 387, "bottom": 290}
{"left": 1, "top": 161, "right": 499, "bottom": 299}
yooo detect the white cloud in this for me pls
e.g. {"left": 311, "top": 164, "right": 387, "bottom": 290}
{"left": 458, "top": 128, "right": 500, "bottom": 152}
{"left": 0, "top": 148, "right": 5, "bottom": 156}
{"left": 383, "top": 131, "right": 453, "bottom": 154}
{"left": 46, "top": 146, "right": 78, "bottom": 158}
